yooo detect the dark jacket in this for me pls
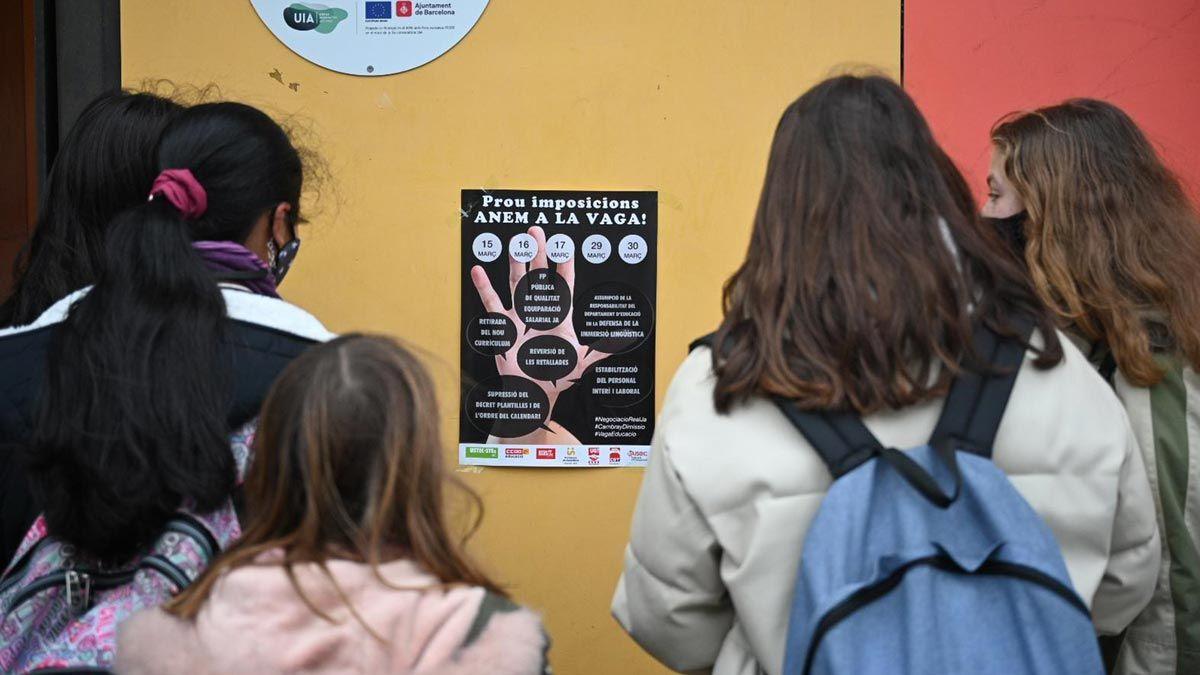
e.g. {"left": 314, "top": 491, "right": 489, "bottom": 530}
{"left": 0, "top": 287, "right": 335, "bottom": 567}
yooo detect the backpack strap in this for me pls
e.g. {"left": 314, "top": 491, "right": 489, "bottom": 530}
{"left": 771, "top": 397, "right": 961, "bottom": 507}
{"left": 928, "top": 321, "right": 1031, "bottom": 458}
{"left": 162, "top": 513, "right": 221, "bottom": 563}
{"left": 691, "top": 332, "right": 968, "bottom": 506}
{"left": 770, "top": 403, "right": 883, "bottom": 478}
{"left": 690, "top": 319, "right": 1031, "bottom": 476}
{"left": 689, "top": 333, "right": 883, "bottom": 479}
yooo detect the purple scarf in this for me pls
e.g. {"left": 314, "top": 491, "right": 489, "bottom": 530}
{"left": 192, "top": 241, "right": 280, "bottom": 298}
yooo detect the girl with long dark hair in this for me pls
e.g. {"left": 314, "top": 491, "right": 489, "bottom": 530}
{"left": 0, "top": 90, "right": 182, "bottom": 565}
{"left": 0, "top": 101, "right": 333, "bottom": 672}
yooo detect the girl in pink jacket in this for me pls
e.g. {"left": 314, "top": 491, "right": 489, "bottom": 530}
{"left": 115, "top": 334, "right": 549, "bottom": 674}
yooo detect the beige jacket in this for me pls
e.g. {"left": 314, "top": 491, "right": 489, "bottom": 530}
{"left": 613, "top": 332, "right": 1160, "bottom": 675}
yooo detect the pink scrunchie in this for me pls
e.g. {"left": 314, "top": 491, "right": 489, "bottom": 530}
{"left": 149, "top": 168, "right": 207, "bottom": 220}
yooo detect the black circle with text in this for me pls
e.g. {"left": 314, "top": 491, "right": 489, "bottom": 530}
{"left": 574, "top": 282, "right": 654, "bottom": 354}
{"left": 513, "top": 268, "right": 571, "bottom": 329}
{"left": 579, "top": 355, "right": 652, "bottom": 407}
{"left": 464, "top": 375, "right": 550, "bottom": 439}
{"left": 466, "top": 312, "right": 518, "bottom": 356}
{"left": 517, "top": 335, "right": 578, "bottom": 383}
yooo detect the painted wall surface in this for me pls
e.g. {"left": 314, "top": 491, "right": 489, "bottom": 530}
{"left": 905, "top": 0, "right": 1200, "bottom": 203}
{"left": 122, "top": 1, "right": 899, "bottom": 672}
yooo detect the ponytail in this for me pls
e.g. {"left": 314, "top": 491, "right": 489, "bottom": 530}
{"left": 29, "top": 197, "right": 233, "bottom": 559}
{"left": 28, "top": 101, "right": 303, "bottom": 561}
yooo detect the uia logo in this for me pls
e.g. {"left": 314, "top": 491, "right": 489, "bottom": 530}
{"left": 283, "top": 3, "right": 349, "bottom": 34}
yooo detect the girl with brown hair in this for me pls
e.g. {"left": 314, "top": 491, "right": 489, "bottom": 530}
{"left": 114, "top": 335, "right": 548, "bottom": 675}
{"left": 612, "top": 76, "right": 1159, "bottom": 675}
{"left": 989, "top": 99, "right": 1200, "bottom": 675}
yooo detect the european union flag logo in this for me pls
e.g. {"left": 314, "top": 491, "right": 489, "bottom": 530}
{"left": 365, "top": 1, "right": 391, "bottom": 19}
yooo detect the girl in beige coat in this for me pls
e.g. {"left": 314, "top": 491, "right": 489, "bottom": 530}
{"left": 612, "top": 75, "right": 1159, "bottom": 675}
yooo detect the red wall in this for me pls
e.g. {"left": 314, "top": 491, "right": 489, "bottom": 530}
{"left": 905, "top": 0, "right": 1200, "bottom": 204}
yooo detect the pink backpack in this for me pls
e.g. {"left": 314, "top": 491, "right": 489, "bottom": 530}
{"left": 0, "top": 424, "right": 253, "bottom": 673}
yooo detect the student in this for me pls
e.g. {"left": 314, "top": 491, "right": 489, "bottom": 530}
{"left": 0, "top": 89, "right": 183, "bottom": 328}
{"left": 611, "top": 76, "right": 1159, "bottom": 675}
{"left": 0, "top": 90, "right": 182, "bottom": 564}
{"left": 989, "top": 99, "right": 1200, "bottom": 675}
{"left": 0, "top": 101, "right": 333, "bottom": 672}
{"left": 113, "top": 334, "right": 548, "bottom": 675}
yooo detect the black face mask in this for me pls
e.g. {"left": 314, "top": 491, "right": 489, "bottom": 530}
{"left": 984, "top": 211, "right": 1028, "bottom": 258}
{"left": 272, "top": 238, "right": 301, "bottom": 284}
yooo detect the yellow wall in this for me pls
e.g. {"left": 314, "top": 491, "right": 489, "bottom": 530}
{"left": 122, "top": 2, "right": 898, "bottom": 672}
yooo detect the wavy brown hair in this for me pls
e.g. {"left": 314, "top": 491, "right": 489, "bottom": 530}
{"left": 167, "top": 334, "right": 502, "bottom": 627}
{"left": 992, "top": 99, "right": 1200, "bottom": 386}
{"left": 713, "top": 75, "right": 1062, "bottom": 414}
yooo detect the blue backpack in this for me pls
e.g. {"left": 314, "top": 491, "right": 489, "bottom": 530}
{"left": 766, "top": 327, "right": 1104, "bottom": 674}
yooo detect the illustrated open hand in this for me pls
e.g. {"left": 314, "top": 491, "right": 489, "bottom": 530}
{"left": 470, "top": 226, "right": 611, "bottom": 443}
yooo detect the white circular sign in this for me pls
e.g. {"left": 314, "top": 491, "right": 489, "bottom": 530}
{"left": 582, "top": 234, "right": 611, "bottom": 264}
{"left": 546, "top": 234, "right": 574, "bottom": 264}
{"left": 250, "top": 1, "right": 490, "bottom": 77}
{"left": 472, "top": 232, "right": 501, "bottom": 262}
{"left": 619, "top": 234, "right": 648, "bottom": 264}
{"left": 509, "top": 233, "right": 538, "bottom": 263}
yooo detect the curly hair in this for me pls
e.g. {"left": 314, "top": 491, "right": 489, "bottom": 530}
{"left": 992, "top": 99, "right": 1200, "bottom": 386}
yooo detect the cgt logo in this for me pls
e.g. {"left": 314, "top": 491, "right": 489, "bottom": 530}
{"left": 587, "top": 447, "right": 600, "bottom": 465}
{"left": 396, "top": 1, "right": 413, "bottom": 17}
{"left": 536, "top": 448, "right": 556, "bottom": 460}
{"left": 609, "top": 448, "right": 622, "bottom": 464}
{"left": 283, "top": 3, "right": 349, "bottom": 33}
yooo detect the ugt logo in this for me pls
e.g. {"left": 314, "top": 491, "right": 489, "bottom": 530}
{"left": 397, "top": 1, "right": 413, "bottom": 17}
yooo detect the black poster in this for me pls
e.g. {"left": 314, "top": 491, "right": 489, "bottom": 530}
{"left": 459, "top": 189, "right": 657, "bottom": 467}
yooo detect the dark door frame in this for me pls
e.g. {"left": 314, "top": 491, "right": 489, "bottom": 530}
{"left": 0, "top": 0, "right": 120, "bottom": 296}
{"left": 35, "top": 0, "right": 123, "bottom": 179}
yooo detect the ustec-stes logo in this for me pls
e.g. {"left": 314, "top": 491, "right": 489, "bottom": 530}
{"left": 464, "top": 446, "right": 498, "bottom": 460}
{"left": 396, "top": 1, "right": 413, "bottom": 17}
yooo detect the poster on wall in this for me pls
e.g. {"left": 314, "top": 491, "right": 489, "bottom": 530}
{"left": 459, "top": 189, "right": 657, "bottom": 468}
{"left": 250, "top": 1, "right": 488, "bottom": 76}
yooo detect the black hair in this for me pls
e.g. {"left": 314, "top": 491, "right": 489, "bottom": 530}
{"left": 0, "top": 90, "right": 183, "bottom": 328}
{"left": 28, "top": 102, "right": 304, "bottom": 561}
